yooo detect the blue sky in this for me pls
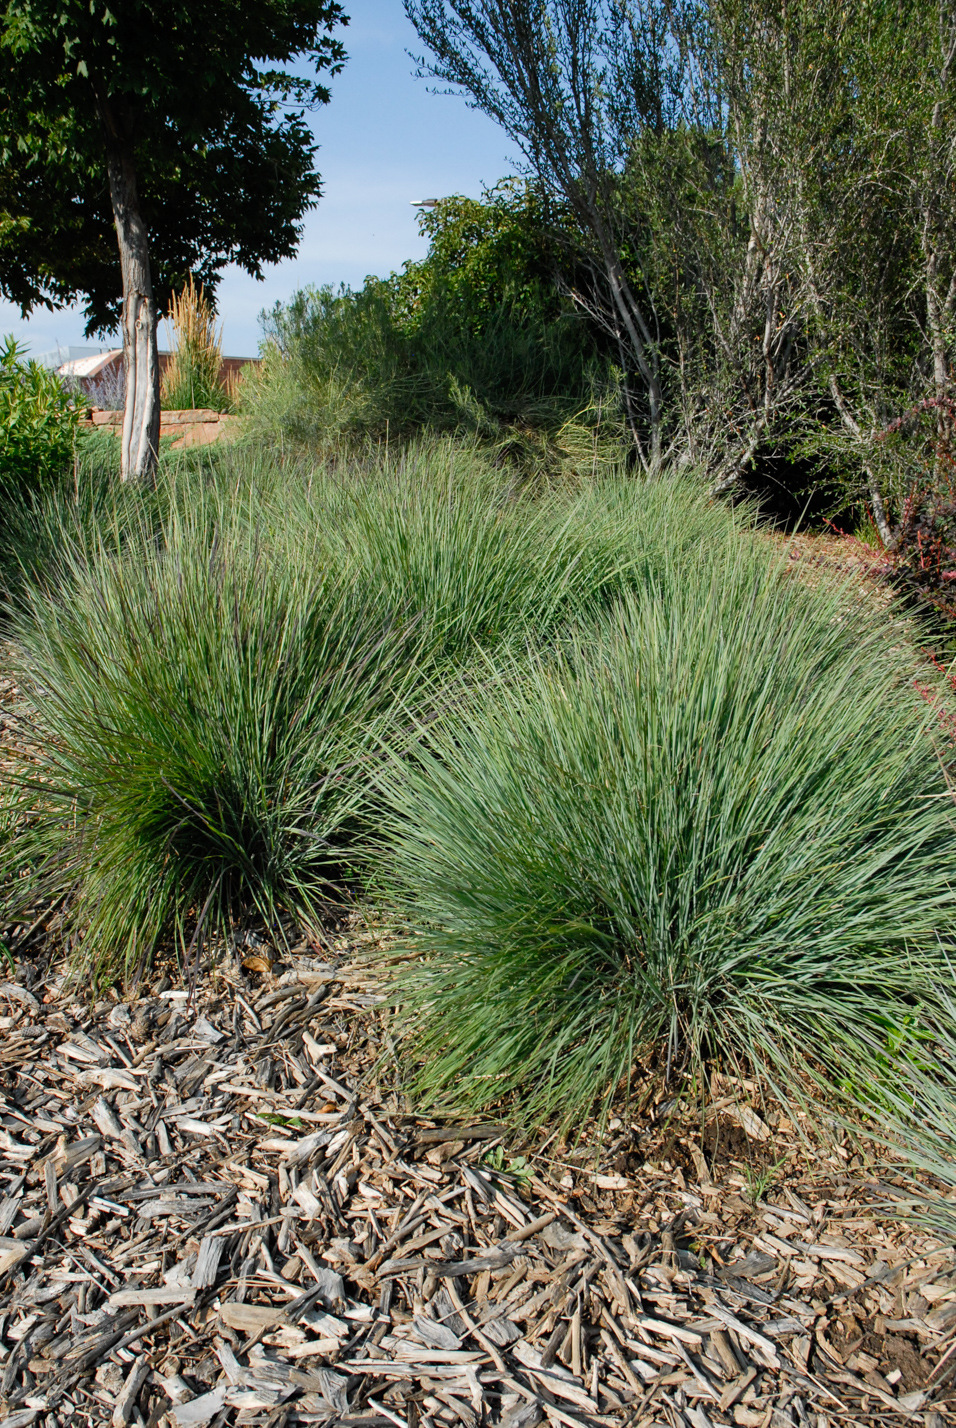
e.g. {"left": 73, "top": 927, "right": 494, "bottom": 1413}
{"left": 0, "top": 0, "right": 521, "bottom": 359}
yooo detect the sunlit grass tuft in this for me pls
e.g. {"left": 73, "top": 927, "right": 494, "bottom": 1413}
{"left": 375, "top": 546, "right": 956, "bottom": 1127}
{"left": 290, "top": 440, "right": 743, "bottom": 660}
{"left": 0, "top": 444, "right": 741, "bottom": 979}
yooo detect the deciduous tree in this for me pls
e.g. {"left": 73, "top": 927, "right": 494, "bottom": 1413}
{"left": 0, "top": 0, "right": 347, "bottom": 479}
{"left": 405, "top": 0, "right": 679, "bottom": 474}
{"left": 405, "top": 0, "right": 956, "bottom": 511}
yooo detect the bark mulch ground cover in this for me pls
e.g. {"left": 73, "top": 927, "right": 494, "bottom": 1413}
{"left": 2, "top": 567, "right": 955, "bottom": 1428}
{"left": 0, "top": 927, "right": 953, "bottom": 1428}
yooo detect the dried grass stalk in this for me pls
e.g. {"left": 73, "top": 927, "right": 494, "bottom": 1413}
{"left": 162, "top": 276, "right": 228, "bottom": 412}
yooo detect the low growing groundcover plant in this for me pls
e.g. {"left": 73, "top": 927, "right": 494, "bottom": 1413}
{"left": 373, "top": 547, "right": 956, "bottom": 1127}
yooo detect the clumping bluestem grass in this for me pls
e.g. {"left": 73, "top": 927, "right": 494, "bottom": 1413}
{"left": 373, "top": 544, "right": 956, "bottom": 1128}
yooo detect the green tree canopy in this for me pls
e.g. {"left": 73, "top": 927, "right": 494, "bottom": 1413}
{"left": 405, "top": 0, "right": 956, "bottom": 510}
{"left": 388, "top": 181, "right": 573, "bottom": 333}
{"left": 0, "top": 0, "right": 347, "bottom": 477}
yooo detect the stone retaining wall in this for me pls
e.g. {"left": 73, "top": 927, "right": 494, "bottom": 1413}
{"left": 81, "top": 408, "right": 240, "bottom": 450}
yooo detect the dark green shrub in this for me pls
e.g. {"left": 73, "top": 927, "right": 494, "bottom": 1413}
{"left": 250, "top": 281, "right": 611, "bottom": 455}
{"left": 392, "top": 182, "right": 571, "bottom": 333}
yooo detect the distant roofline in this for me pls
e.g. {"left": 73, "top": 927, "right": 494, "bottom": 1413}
{"left": 40, "top": 348, "right": 259, "bottom": 378}
{"left": 36, "top": 346, "right": 259, "bottom": 361}
{"left": 34, "top": 345, "right": 114, "bottom": 369}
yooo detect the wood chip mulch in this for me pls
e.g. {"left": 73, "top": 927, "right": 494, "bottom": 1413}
{"left": 0, "top": 932, "right": 953, "bottom": 1428}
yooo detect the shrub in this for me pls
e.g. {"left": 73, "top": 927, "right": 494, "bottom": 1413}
{"left": 60, "top": 359, "right": 126, "bottom": 412}
{"left": 0, "top": 336, "right": 79, "bottom": 502}
{"left": 394, "top": 182, "right": 571, "bottom": 334}
{"left": 807, "top": 394, "right": 956, "bottom": 640}
{"left": 244, "top": 187, "right": 621, "bottom": 471}
{"left": 248, "top": 280, "right": 613, "bottom": 463}
{"left": 878, "top": 398, "right": 956, "bottom": 630}
{"left": 375, "top": 546, "right": 956, "bottom": 1127}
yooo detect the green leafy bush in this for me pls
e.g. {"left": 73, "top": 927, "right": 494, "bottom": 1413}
{"left": 244, "top": 187, "right": 621, "bottom": 470}
{"left": 375, "top": 547, "right": 956, "bottom": 1127}
{"left": 392, "top": 182, "right": 571, "bottom": 333}
{"left": 0, "top": 336, "right": 79, "bottom": 500}
{"left": 249, "top": 281, "right": 611, "bottom": 459}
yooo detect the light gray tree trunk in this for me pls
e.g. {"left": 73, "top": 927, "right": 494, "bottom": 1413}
{"left": 95, "top": 90, "right": 160, "bottom": 483}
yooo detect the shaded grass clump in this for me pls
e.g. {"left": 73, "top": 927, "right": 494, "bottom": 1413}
{"left": 1, "top": 492, "right": 425, "bottom": 978}
{"left": 375, "top": 548, "right": 956, "bottom": 1128}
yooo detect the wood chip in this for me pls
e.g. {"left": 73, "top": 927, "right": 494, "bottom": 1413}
{"left": 0, "top": 913, "right": 949, "bottom": 1428}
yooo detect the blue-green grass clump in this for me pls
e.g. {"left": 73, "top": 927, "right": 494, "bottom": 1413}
{"left": 375, "top": 547, "right": 956, "bottom": 1126}
{"left": 0, "top": 447, "right": 737, "bottom": 978}
{"left": 1, "top": 494, "right": 424, "bottom": 977}
{"left": 292, "top": 443, "right": 743, "bottom": 663}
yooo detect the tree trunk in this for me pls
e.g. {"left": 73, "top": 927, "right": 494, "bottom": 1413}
{"left": 562, "top": 204, "right": 665, "bottom": 475}
{"left": 94, "top": 91, "right": 160, "bottom": 483}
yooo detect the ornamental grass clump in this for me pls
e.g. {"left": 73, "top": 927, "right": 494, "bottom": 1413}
{"left": 161, "top": 276, "right": 230, "bottom": 412}
{"left": 0, "top": 444, "right": 745, "bottom": 981}
{"left": 376, "top": 547, "right": 956, "bottom": 1126}
{"left": 1, "top": 490, "right": 423, "bottom": 978}
{"left": 289, "top": 445, "right": 571, "bottom": 665}
{"left": 294, "top": 441, "right": 741, "bottom": 664}
{"left": 838, "top": 999, "right": 956, "bottom": 1244}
